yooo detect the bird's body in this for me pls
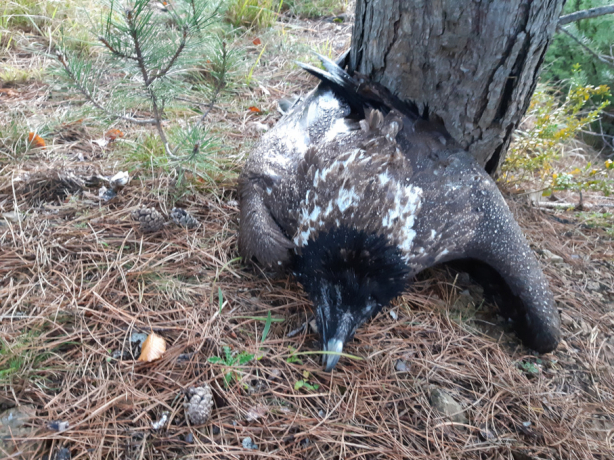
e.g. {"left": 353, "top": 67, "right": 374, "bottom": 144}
{"left": 239, "top": 54, "right": 560, "bottom": 370}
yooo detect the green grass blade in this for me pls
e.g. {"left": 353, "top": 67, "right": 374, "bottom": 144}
{"left": 261, "top": 310, "right": 272, "bottom": 343}
{"left": 292, "top": 350, "right": 364, "bottom": 361}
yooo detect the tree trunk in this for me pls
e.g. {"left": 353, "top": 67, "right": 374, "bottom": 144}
{"left": 349, "top": 0, "right": 566, "bottom": 174}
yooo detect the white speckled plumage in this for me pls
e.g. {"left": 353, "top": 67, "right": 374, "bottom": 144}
{"left": 238, "top": 52, "right": 561, "bottom": 368}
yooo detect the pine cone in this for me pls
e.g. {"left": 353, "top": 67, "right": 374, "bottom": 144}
{"left": 184, "top": 384, "right": 214, "bottom": 425}
{"left": 170, "top": 207, "right": 199, "bottom": 229}
{"left": 131, "top": 207, "right": 165, "bottom": 233}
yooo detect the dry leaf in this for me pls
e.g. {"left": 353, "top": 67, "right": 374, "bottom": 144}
{"left": 0, "top": 88, "right": 19, "bottom": 97}
{"left": 28, "top": 133, "right": 46, "bottom": 149}
{"left": 138, "top": 333, "right": 166, "bottom": 362}
{"left": 105, "top": 128, "right": 124, "bottom": 141}
{"left": 252, "top": 38, "right": 262, "bottom": 46}
{"left": 248, "top": 106, "right": 262, "bottom": 113}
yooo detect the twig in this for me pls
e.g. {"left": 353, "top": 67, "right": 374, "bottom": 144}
{"left": 126, "top": 9, "right": 149, "bottom": 85}
{"left": 287, "top": 321, "right": 307, "bottom": 338}
{"left": 559, "top": 5, "right": 614, "bottom": 25}
{"left": 125, "top": 8, "right": 176, "bottom": 158}
{"left": 98, "top": 36, "right": 138, "bottom": 61}
{"left": 198, "top": 42, "right": 228, "bottom": 126}
{"left": 556, "top": 25, "right": 614, "bottom": 69}
{"left": 56, "top": 51, "right": 157, "bottom": 125}
{"left": 146, "top": 25, "right": 189, "bottom": 86}
{"left": 149, "top": 90, "right": 176, "bottom": 158}
{"left": 535, "top": 201, "right": 593, "bottom": 210}
{"left": 169, "top": 42, "right": 229, "bottom": 158}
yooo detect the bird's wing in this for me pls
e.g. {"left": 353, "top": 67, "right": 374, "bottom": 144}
{"left": 238, "top": 175, "right": 295, "bottom": 268}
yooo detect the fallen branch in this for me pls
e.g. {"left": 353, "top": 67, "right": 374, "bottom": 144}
{"left": 559, "top": 4, "right": 614, "bottom": 25}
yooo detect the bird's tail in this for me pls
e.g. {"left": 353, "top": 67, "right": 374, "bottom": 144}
{"left": 296, "top": 52, "right": 422, "bottom": 120}
{"left": 296, "top": 53, "right": 368, "bottom": 117}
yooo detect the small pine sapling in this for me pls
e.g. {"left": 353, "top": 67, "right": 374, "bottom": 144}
{"left": 56, "top": 0, "right": 234, "bottom": 177}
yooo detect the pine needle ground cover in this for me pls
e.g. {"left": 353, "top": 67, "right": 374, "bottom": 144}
{"left": 1, "top": 2, "right": 614, "bottom": 459}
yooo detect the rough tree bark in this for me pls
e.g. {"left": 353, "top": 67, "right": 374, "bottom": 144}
{"left": 349, "top": 0, "right": 566, "bottom": 174}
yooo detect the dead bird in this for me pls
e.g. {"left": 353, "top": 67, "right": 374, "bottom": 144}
{"left": 238, "top": 52, "right": 560, "bottom": 371}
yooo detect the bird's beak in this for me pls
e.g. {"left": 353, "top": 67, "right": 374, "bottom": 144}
{"left": 323, "top": 338, "right": 345, "bottom": 372}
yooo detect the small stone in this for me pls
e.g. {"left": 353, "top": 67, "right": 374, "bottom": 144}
{"left": 542, "top": 249, "right": 563, "bottom": 264}
{"left": 309, "top": 318, "right": 319, "bottom": 334}
{"left": 0, "top": 405, "right": 40, "bottom": 456}
{"left": 242, "top": 437, "right": 258, "bottom": 450}
{"left": 185, "top": 384, "right": 214, "bottom": 425}
{"left": 429, "top": 387, "right": 467, "bottom": 426}
{"left": 587, "top": 281, "right": 601, "bottom": 292}
{"left": 389, "top": 310, "right": 398, "bottom": 320}
{"left": 184, "top": 432, "right": 194, "bottom": 444}
{"left": 395, "top": 359, "right": 409, "bottom": 372}
{"left": 170, "top": 207, "right": 199, "bottom": 229}
{"left": 51, "top": 447, "right": 71, "bottom": 460}
{"left": 48, "top": 421, "right": 70, "bottom": 432}
{"left": 98, "top": 186, "right": 117, "bottom": 202}
{"left": 130, "top": 332, "right": 148, "bottom": 346}
{"left": 131, "top": 207, "right": 165, "bottom": 233}
{"left": 245, "top": 404, "right": 268, "bottom": 422}
{"left": 456, "top": 272, "right": 471, "bottom": 285}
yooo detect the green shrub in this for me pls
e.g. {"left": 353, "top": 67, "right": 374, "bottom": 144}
{"left": 543, "top": 0, "right": 614, "bottom": 90}
{"left": 542, "top": 1, "right": 614, "bottom": 147}
{"left": 503, "top": 67, "right": 613, "bottom": 195}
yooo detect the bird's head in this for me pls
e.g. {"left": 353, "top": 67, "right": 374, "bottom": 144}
{"left": 295, "top": 227, "right": 409, "bottom": 371}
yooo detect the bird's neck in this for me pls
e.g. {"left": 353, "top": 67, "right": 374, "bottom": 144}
{"left": 294, "top": 226, "right": 410, "bottom": 308}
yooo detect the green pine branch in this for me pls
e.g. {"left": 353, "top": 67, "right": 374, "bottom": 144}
{"left": 57, "top": 0, "right": 232, "bottom": 167}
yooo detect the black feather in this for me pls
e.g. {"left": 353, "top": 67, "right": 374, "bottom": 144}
{"left": 295, "top": 226, "right": 410, "bottom": 309}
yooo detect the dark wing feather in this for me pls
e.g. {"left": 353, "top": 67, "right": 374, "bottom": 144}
{"left": 238, "top": 176, "right": 295, "bottom": 267}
